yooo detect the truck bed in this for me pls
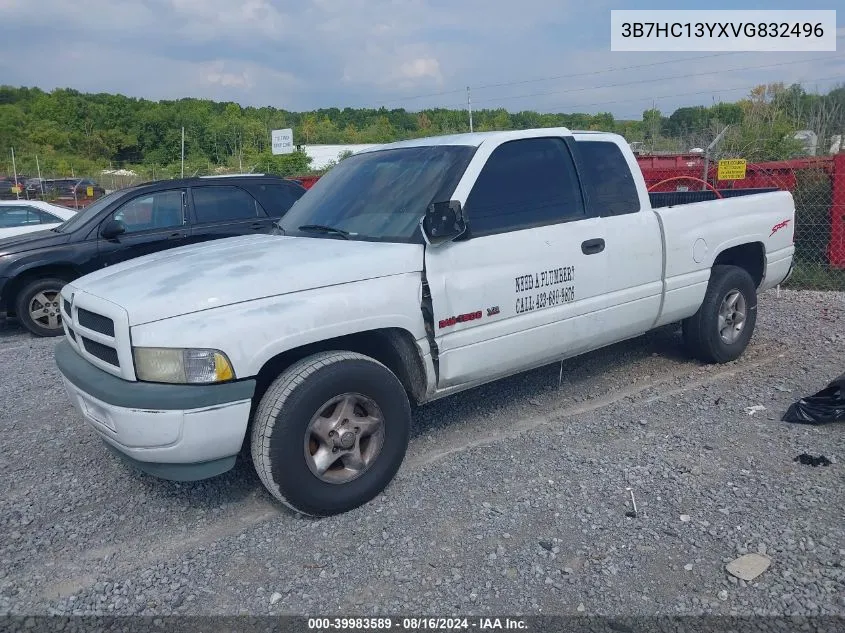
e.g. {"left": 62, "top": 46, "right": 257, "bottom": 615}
{"left": 649, "top": 187, "right": 780, "bottom": 209}
{"left": 648, "top": 189, "right": 795, "bottom": 328}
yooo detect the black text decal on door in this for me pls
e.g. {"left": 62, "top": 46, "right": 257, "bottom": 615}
{"left": 515, "top": 266, "right": 576, "bottom": 314}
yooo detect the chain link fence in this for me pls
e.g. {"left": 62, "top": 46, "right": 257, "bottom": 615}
{"left": 0, "top": 151, "right": 319, "bottom": 208}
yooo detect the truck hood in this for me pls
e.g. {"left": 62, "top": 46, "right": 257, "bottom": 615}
{"left": 73, "top": 234, "right": 424, "bottom": 326}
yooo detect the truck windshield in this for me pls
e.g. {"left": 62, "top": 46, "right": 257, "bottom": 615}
{"left": 277, "top": 145, "right": 477, "bottom": 243}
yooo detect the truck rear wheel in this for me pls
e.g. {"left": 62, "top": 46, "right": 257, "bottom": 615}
{"left": 250, "top": 351, "right": 411, "bottom": 516}
{"left": 682, "top": 264, "right": 757, "bottom": 364}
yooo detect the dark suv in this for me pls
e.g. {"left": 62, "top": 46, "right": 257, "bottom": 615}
{"left": 39, "top": 178, "right": 107, "bottom": 208}
{"left": 0, "top": 174, "right": 306, "bottom": 336}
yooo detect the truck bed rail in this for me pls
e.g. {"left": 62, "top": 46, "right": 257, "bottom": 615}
{"left": 649, "top": 187, "right": 780, "bottom": 209}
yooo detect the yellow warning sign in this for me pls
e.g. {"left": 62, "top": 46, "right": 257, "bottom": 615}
{"left": 717, "top": 158, "right": 747, "bottom": 181}
{"left": 86, "top": 186, "right": 94, "bottom": 197}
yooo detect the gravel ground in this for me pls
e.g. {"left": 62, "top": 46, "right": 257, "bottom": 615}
{"left": 0, "top": 288, "right": 843, "bottom": 620}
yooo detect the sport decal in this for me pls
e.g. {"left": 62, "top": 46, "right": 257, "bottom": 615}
{"left": 770, "top": 219, "right": 790, "bottom": 237}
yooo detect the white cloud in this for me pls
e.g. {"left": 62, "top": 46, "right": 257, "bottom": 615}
{"left": 400, "top": 58, "right": 441, "bottom": 81}
{"left": 201, "top": 62, "right": 253, "bottom": 90}
{"left": 166, "top": 0, "right": 295, "bottom": 42}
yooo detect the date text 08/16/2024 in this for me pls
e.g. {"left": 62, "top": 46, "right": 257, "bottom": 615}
{"left": 307, "top": 617, "right": 528, "bottom": 630}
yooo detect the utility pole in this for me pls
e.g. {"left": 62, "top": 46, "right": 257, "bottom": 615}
{"left": 467, "top": 86, "right": 473, "bottom": 133}
{"left": 181, "top": 127, "right": 185, "bottom": 178}
{"left": 35, "top": 155, "right": 45, "bottom": 197}
{"left": 701, "top": 124, "right": 731, "bottom": 190}
{"left": 11, "top": 147, "right": 19, "bottom": 200}
{"left": 650, "top": 99, "right": 658, "bottom": 151}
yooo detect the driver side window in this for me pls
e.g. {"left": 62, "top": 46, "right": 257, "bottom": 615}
{"left": 113, "top": 190, "right": 184, "bottom": 234}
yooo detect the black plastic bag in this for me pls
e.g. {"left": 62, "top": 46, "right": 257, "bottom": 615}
{"left": 782, "top": 372, "right": 845, "bottom": 424}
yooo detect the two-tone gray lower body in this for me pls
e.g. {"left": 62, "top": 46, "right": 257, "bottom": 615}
{"left": 55, "top": 340, "right": 255, "bottom": 481}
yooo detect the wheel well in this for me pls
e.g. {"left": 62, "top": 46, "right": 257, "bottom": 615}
{"left": 3, "top": 266, "right": 79, "bottom": 316}
{"left": 250, "top": 328, "right": 429, "bottom": 410}
{"left": 712, "top": 243, "right": 765, "bottom": 287}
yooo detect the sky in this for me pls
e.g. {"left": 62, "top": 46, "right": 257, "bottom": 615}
{"left": 0, "top": 0, "right": 842, "bottom": 119}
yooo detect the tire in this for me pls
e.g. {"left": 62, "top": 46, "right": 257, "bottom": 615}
{"left": 14, "top": 277, "right": 69, "bottom": 337}
{"left": 682, "top": 265, "right": 757, "bottom": 364}
{"left": 250, "top": 351, "right": 411, "bottom": 517}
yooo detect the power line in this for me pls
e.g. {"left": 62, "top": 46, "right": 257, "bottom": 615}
{"left": 370, "top": 51, "right": 748, "bottom": 106}
{"left": 466, "top": 53, "right": 845, "bottom": 108}
{"left": 472, "top": 53, "right": 750, "bottom": 93}
{"left": 513, "top": 74, "right": 844, "bottom": 118}
{"left": 438, "top": 73, "right": 844, "bottom": 115}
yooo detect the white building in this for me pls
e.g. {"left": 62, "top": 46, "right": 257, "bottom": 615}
{"left": 300, "top": 144, "right": 381, "bottom": 170}
{"left": 792, "top": 130, "right": 818, "bottom": 156}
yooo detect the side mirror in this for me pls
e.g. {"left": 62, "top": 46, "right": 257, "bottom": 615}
{"left": 101, "top": 218, "right": 126, "bottom": 240}
{"left": 421, "top": 200, "right": 467, "bottom": 246}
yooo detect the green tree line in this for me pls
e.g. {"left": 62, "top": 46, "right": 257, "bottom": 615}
{"left": 1, "top": 82, "right": 842, "bottom": 181}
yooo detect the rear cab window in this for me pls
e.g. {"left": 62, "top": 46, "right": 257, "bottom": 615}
{"left": 574, "top": 140, "right": 641, "bottom": 216}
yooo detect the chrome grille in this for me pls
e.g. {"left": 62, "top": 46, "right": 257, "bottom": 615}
{"left": 81, "top": 336, "right": 120, "bottom": 366}
{"left": 77, "top": 308, "right": 115, "bottom": 336}
{"left": 63, "top": 298, "right": 72, "bottom": 315}
{"left": 67, "top": 327, "right": 76, "bottom": 342}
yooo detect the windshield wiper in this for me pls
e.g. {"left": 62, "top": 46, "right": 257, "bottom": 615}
{"left": 298, "top": 224, "right": 350, "bottom": 239}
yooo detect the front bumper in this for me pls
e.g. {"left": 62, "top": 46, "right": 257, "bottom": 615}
{"left": 55, "top": 339, "right": 256, "bottom": 481}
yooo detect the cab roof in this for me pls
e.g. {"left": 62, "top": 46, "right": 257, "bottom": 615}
{"left": 356, "top": 127, "right": 576, "bottom": 154}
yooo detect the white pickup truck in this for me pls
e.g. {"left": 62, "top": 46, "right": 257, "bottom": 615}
{"left": 54, "top": 128, "right": 796, "bottom": 516}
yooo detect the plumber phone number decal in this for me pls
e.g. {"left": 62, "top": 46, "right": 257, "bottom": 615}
{"left": 514, "top": 266, "right": 575, "bottom": 314}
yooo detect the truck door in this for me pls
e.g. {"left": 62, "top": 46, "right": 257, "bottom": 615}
{"left": 571, "top": 137, "right": 663, "bottom": 344}
{"left": 423, "top": 135, "right": 610, "bottom": 389}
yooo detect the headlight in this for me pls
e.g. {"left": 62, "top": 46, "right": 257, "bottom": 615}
{"left": 132, "top": 347, "right": 235, "bottom": 384}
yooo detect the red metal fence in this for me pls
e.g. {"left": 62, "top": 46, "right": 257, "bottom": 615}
{"left": 287, "top": 175, "right": 321, "bottom": 190}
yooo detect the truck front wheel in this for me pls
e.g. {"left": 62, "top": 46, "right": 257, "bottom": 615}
{"left": 682, "top": 264, "right": 758, "bottom": 364}
{"left": 250, "top": 351, "right": 411, "bottom": 516}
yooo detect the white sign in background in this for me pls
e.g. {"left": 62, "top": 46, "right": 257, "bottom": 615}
{"left": 271, "top": 128, "right": 294, "bottom": 155}
{"left": 610, "top": 10, "right": 837, "bottom": 52}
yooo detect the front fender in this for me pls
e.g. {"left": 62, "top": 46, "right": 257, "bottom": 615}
{"left": 129, "top": 273, "right": 428, "bottom": 378}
